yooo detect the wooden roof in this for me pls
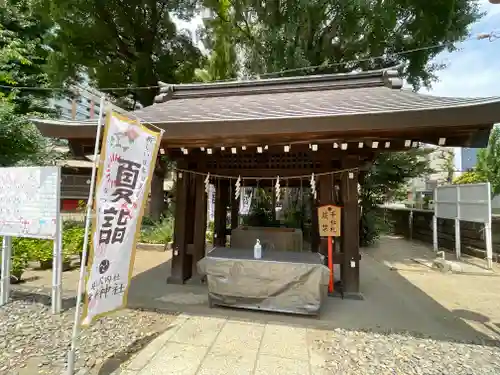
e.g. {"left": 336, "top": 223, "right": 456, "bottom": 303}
{"left": 33, "top": 68, "right": 500, "bottom": 150}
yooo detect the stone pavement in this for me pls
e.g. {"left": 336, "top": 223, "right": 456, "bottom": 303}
{"left": 116, "top": 313, "right": 500, "bottom": 375}
{"left": 117, "top": 314, "right": 316, "bottom": 375}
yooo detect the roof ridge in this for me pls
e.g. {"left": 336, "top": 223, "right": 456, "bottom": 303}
{"left": 154, "top": 67, "right": 403, "bottom": 103}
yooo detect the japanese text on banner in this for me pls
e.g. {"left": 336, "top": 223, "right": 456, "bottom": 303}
{"left": 81, "top": 112, "right": 162, "bottom": 325}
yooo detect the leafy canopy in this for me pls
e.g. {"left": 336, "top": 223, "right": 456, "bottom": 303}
{"left": 204, "top": 0, "right": 481, "bottom": 89}
{"left": 453, "top": 170, "right": 486, "bottom": 185}
{"left": 453, "top": 127, "right": 500, "bottom": 196}
{"left": 476, "top": 126, "right": 500, "bottom": 196}
{"left": 0, "top": 96, "right": 63, "bottom": 166}
{"left": 0, "top": 0, "right": 54, "bottom": 114}
{"left": 43, "top": 0, "right": 205, "bottom": 106}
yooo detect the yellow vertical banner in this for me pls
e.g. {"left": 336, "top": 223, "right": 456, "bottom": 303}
{"left": 81, "top": 112, "right": 162, "bottom": 326}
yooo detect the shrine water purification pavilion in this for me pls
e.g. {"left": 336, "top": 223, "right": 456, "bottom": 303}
{"left": 33, "top": 68, "right": 500, "bottom": 297}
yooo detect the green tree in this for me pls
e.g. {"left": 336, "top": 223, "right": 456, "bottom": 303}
{"left": 205, "top": 0, "right": 480, "bottom": 88}
{"left": 0, "top": 96, "right": 63, "bottom": 166}
{"left": 43, "top": 0, "right": 205, "bottom": 107}
{"left": 476, "top": 126, "right": 500, "bottom": 196}
{"left": 0, "top": 0, "right": 54, "bottom": 114}
{"left": 360, "top": 149, "right": 433, "bottom": 245}
{"left": 453, "top": 170, "right": 486, "bottom": 185}
{"left": 195, "top": 0, "right": 238, "bottom": 82}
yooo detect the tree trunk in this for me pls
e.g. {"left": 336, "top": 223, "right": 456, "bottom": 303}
{"left": 149, "top": 172, "right": 164, "bottom": 221}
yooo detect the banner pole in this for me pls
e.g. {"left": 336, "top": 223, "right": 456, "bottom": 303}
{"left": 66, "top": 96, "right": 106, "bottom": 375}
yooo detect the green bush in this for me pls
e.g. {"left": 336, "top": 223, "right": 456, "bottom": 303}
{"left": 141, "top": 216, "right": 157, "bottom": 227}
{"left": 140, "top": 219, "right": 173, "bottom": 244}
{"left": 62, "top": 227, "right": 85, "bottom": 259}
{"left": 11, "top": 239, "right": 31, "bottom": 280}
{"left": 359, "top": 208, "right": 392, "bottom": 247}
{"left": 206, "top": 221, "right": 214, "bottom": 243}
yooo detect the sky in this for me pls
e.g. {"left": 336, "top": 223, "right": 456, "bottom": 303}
{"left": 427, "top": 0, "right": 500, "bottom": 98}
{"left": 175, "top": 1, "right": 500, "bottom": 99}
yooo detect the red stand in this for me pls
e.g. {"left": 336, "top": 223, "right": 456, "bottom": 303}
{"left": 328, "top": 235, "right": 334, "bottom": 293}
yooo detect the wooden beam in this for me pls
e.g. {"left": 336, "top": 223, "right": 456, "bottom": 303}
{"left": 214, "top": 180, "right": 229, "bottom": 246}
{"left": 318, "top": 174, "right": 332, "bottom": 259}
{"left": 192, "top": 174, "right": 208, "bottom": 278}
{"left": 167, "top": 169, "right": 193, "bottom": 284}
{"left": 231, "top": 189, "right": 239, "bottom": 230}
{"left": 149, "top": 157, "right": 165, "bottom": 220}
{"left": 311, "top": 191, "right": 320, "bottom": 253}
{"left": 340, "top": 158, "right": 360, "bottom": 295}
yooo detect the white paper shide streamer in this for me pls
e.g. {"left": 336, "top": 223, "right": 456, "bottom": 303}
{"left": 204, "top": 172, "right": 210, "bottom": 195}
{"left": 235, "top": 175, "right": 241, "bottom": 200}
{"left": 275, "top": 176, "right": 281, "bottom": 202}
{"left": 310, "top": 173, "right": 317, "bottom": 199}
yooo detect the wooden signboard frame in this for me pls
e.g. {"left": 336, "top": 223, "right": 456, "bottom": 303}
{"left": 317, "top": 204, "right": 342, "bottom": 294}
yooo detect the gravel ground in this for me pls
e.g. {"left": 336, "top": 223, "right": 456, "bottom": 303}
{"left": 0, "top": 296, "right": 177, "bottom": 375}
{"left": 311, "top": 328, "right": 500, "bottom": 375}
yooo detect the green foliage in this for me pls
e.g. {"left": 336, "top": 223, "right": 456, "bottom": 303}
{"left": 196, "top": 0, "right": 238, "bottom": 82}
{"left": 62, "top": 226, "right": 85, "bottom": 259}
{"left": 359, "top": 148, "right": 434, "bottom": 246}
{"left": 242, "top": 188, "right": 278, "bottom": 227}
{"left": 140, "top": 219, "right": 173, "bottom": 244}
{"left": 43, "top": 0, "right": 204, "bottom": 106}
{"left": 205, "top": 0, "right": 480, "bottom": 89}
{"left": 0, "top": 0, "right": 54, "bottom": 114}
{"left": 453, "top": 170, "right": 486, "bottom": 185}
{"left": 283, "top": 206, "right": 305, "bottom": 229}
{"left": 24, "top": 238, "right": 52, "bottom": 262}
{"left": 206, "top": 221, "right": 214, "bottom": 243}
{"left": 476, "top": 126, "right": 500, "bottom": 196}
{"left": 10, "top": 238, "right": 31, "bottom": 279}
{"left": 141, "top": 216, "right": 158, "bottom": 227}
{"left": 0, "top": 97, "right": 63, "bottom": 167}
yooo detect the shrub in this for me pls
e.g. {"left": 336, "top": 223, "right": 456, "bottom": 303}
{"left": 206, "top": 221, "right": 214, "bottom": 243}
{"left": 140, "top": 219, "right": 173, "bottom": 244}
{"left": 62, "top": 227, "right": 85, "bottom": 259}
{"left": 10, "top": 239, "right": 31, "bottom": 281}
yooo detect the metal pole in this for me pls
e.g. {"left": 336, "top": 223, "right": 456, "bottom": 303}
{"left": 455, "top": 186, "right": 461, "bottom": 260}
{"left": 52, "top": 167, "right": 63, "bottom": 314}
{"left": 486, "top": 182, "right": 493, "bottom": 269}
{"left": 0, "top": 236, "right": 12, "bottom": 305}
{"left": 66, "top": 96, "right": 106, "bottom": 375}
{"left": 433, "top": 187, "right": 438, "bottom": 252}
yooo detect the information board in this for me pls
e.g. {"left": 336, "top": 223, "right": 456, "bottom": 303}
{"left": 434, "top": 183, "right": 490, "bottom": 223}
{"left": 0, "top": 166, "right": 61, "bottom": 239}
{"left": 317, "top": 204, "right": 342, "bottom": 237}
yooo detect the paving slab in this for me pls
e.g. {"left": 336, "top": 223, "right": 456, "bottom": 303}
{"left": 196, "top": 352, "right": 256, "bottom": 375}
{"left": 138, "top": 342, "right": 209, "bottom": 375}
{"left": 259, "top": 324, "right": 309, "bottom": 360}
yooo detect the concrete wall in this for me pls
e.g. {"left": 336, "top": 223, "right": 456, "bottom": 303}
{"left": 382, "top": 207, "right": 500, "bottom": 261}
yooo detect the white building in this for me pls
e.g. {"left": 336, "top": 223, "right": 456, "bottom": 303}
{"left": 407, "top": 146, "right": 456, "bottom": 203}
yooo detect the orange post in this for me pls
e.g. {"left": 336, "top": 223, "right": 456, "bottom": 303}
{"left": 328, "top": 236, "right": 334, "bottom": 293}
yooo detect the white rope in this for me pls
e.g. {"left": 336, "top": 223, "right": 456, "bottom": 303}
{"left": 174, "top": 167, "right": 358, "bottom": 181}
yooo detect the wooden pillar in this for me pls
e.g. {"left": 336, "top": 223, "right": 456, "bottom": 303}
{"left": 214, "top": 180, "right": 229, "bottom": 246}
{"left": 231, "top": 190, "right": 239, "bottom": 230}
{"left": 340, "top": 160, "right": 360, "bottom": 295}
{"left": 185, "top": 175, "right": 196, "bottom": 245}
{"left": 192, "top": 174, "right": 208, "bottom": 277}
{"left": 311, "top": 189, "right": 320, "bottom": 253}
{"left": 149, "top": 156, "right": 166, "bottom": 221}
{"left": 167, "top": 169, "right": 193, "bottom": 284}
{"left": 318, "top": 174, "right": 331, "bottom": 258}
